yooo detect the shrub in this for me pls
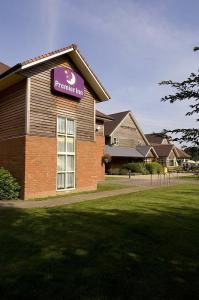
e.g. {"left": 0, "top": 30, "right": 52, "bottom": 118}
{"left": 108, "top": 168, "right": 120, "bottom": 175}
{"left": 145, "top": 162, "right": 163, "bottom": 174}
{"left": 0, "top": 167, "right": 21, "bottom": 200}
{"left": 119, "top": 168, "right": 128, "bottom": 175}
{"left": 124, "top": 162, "right": 146, "bottom": 174}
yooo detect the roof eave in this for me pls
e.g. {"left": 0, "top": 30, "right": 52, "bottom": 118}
{"left": 96, "top": 116, "right": 113, "bottom": 121}
{"left": 70, "top": 49, "right": 110, "bottom": 102}
{"left": 0, "top": 45, "right": 111, "bottom": 102}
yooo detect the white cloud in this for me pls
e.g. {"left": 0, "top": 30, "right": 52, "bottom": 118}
{"left": 40, "top": 0, "right": 62, "bottom": 50}
{"left": 39, "top": 0, "right": 199, "bottom": 139}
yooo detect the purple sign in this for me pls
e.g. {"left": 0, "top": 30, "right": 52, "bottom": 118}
{"left": 52, "top": 67, "right": 84, "bottom": 99}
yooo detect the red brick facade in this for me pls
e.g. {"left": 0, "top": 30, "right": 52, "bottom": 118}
{"left": 24, "top": 135, "right": 57, "bottom": 199}
{"left": 76, "top": 135, "right": 105, "bottom": 192}
{"left": 0, "top": 134, "right": 105, "bottom": 200}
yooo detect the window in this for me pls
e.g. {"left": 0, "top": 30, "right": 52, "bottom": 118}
{"left": 57, "top": 117, "right": 75, "bottom": 190}
{"left": 166, "top": 158, "right": 178, "bottom": 167}
{"left": 113, "top": 137, "right": 119, "bottom": 145}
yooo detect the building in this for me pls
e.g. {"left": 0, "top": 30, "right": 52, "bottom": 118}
{"left": 145, "top": 133, "right": 190, "bottom": 167}
{"left": 0, "top": 44, "right": 110, "bottom": 199}
{"left": 104, "top": 110, "right": 158, "bottom": 171}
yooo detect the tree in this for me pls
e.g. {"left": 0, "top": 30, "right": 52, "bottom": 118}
{"left": 159, "top": 71, "right": 199, "bottom": 146}
{"left": 183, "top": 146, "right": 199, "bottom": 161}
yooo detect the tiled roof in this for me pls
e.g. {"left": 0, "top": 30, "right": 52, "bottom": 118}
{"left": 145, "top": 133, "right": 168, "bottom": 145}
{"left": 0, "top": 44, "right": 110, "bottom": 101}
{"left": 96, "top": 110, "right": 114, "bottom": 121}
{"left": 104, "top": 111, "right": 130, "bottom": 136}
{"left": 152, "top": 145, "right": 174, "bottom": 157}
{"left": 175, "top": 147, "right": 190, "bottom": 159}
{"left": 136, "top": 145, "right": 158, "bottom": 158}
{"left": 0, "top": 62, "right": 10, "bottom": 75}
{"left": 105, "top": 145, "right": 143, "bottom": 158}
{"left": 21, "top": 44, "right": 77, "bottom": 66}
{"left": 136, "top": 145, "right": 151, "bottom": 157}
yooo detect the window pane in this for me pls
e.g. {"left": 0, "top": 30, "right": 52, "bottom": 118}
{"left": 67, "top": 155, "right": 74, "bottom": 171}
{"left": 67, "top": 172, "right": 74, "bottom": 188}
{"left": 57, "top": 117, "right": 66, "bottom": 134}
{"left": 58, "top": 136, "right": 66, "bottom": 152}
{"left": 67, "top": 119, "right": 75, "bottom": 135}
{"left": 67, "top": 137, "right": 74, "bottom": 152}
{"left": 57, "top": 155, "right": 66, "bottom": 171}
{"left": 57, "top": 173, "right": 65, "bottom": 189}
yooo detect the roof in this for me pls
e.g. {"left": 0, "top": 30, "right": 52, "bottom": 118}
{"left": 136, "top": 145, "right": 158, "bottom": 158}
{"left": 104, "top": 111, "right": 130, "bottom": 136}
{"left": 96, "top": 110, "right": 114, "bottom": 121}
{"left": 105, "top": 145, "right": 144, "bottom": 158}
{"left": 104, "top": 110, "right": 150, "bottom": 146}
{"left": 0, "top": 44, "right": 110, "bottom": 101}
{"left": 145, "top": 133, "right": 169, "bottom": 145}
{"left": 152, "top": 145, "right": 174, "bottom": 157}
{"left": 21, "top": 44, "right": 77, "bottom": 67}
{"left": 175, "top": 147, "right": 190, "bottom": 159}
{"left": 0, "top": 62, "right": 10, "bottom": 75}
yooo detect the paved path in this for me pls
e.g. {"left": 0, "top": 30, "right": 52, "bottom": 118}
{"left": 0, "top": 177, "right": 193, "bottom": 209}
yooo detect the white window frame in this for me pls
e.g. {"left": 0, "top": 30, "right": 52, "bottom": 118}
{"left": 113, "top": 137, "right": 119, "bottom": 146}
{"left": 56, "top": 116, "right": 76, "bottom": 191}
{"left": 166, "top": 158, "right": 178, "bottom": 167}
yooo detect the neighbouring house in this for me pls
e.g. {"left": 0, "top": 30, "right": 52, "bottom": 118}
{"left": 172, "top": 147, "right": 191, "bottom": 166}
{"left": 145, "top": 133, "right": 190, "bottom": 168}
{"left": 0, "top": 44, "right": 110, "bottom": 199}
{"left": 95, "top": 110, "right": 113, "bottom": 179}
{"left": 0, "top": 62, "right": 10, "bottom": 74}
{"left": 104, "top": 110, "right": 158, "bottom": 172}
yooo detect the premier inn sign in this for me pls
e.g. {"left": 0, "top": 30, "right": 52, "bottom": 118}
{"left": 52, "top": 67, "right": 84, "bottom": 99}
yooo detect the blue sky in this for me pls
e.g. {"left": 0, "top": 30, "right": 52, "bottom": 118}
{"left": 0, "top": 0, "right": 199, "bottom": 135}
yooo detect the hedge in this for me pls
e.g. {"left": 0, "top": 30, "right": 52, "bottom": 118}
{"left": 0, "top": 167, "right": 21, "bottom": 200}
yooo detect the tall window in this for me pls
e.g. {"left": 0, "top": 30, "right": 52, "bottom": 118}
{"left": 57, "top": 117, "right": 75, "bottom": 190}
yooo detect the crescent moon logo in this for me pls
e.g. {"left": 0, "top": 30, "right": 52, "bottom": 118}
{"left": 65, "top": 70, "right": 76, "bottom": 86}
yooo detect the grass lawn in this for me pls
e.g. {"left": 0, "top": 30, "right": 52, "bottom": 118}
{"left": 180, "top": 175, "right": 199, "bottom": 180}
{"left": 31, "top": 181, "right": 130, "bottom": 201}
{"left": 0, "top": 184, "right": 199, "bottom": 299}
{"left": 97, "top": 182, "right": 130, "bottom": 191}
{"left": 105, "top": 175, "right": 124, "bottom": 180}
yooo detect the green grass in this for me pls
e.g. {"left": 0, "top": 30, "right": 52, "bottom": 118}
{"left": 0, "top": 184, "right": 199, "bottom": 299}
{"left": 31, "top": 182, "right": 130, "bottom": 201}
{"left": 105, "top": 175, "right": 123, "bottom": 180}
{"left": 180, "top": 175, "right": 199, "bottom": 180}
{"left": 96, "top": 182, "right": 130, "bottom": 191}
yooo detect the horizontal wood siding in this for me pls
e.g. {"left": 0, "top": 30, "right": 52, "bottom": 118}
{"left": 21, "top": 56, "right": 96, "bottom": 141}
{"left": 0, "top": 80, "right": 26, "bottom": 140}
{"left": 112, "top": 114, "right": 146, "bottom": 147}
{"left": 169, "top": 150, "right": 176, "bottom": 159}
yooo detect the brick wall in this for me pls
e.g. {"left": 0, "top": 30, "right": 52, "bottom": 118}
{"left": 0, "top": 134, "right": 105, "bottom": 200}
{"left": 23, "top": 134, "right": 105, "bottom": 199}
{"left": 0, "top": 136, "right": 25, "bottom": 197}
{"left": 76, "top": 135, "right": 105, "bottom": 192}
{"left": 24, "top": 135, "right": 57, "bottom": 199}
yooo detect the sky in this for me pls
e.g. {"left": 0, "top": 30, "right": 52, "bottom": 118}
{"left": 0, "top": 0, "right": 199, "bottom": 136}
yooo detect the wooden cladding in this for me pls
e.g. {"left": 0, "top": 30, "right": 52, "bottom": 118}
{"left": 0, "top": 80, "right": 26, "bottom": 140}
{"left": 112, "top": 114, "right": 146, "bottom": 147}
{"left": 20, "top": 55, "right": 96, "bottom": 141}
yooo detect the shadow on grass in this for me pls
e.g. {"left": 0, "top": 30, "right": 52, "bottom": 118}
{"left": 0, "top": 194, "right": 199, "bottom": 299}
